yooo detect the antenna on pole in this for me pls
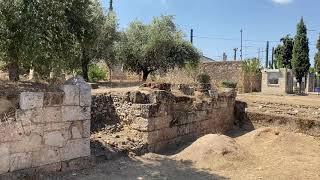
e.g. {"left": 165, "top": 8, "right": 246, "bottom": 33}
{"left": 190, "top": 29, "right": 194, "bottom": 44}
{"left": 109, "top": 0, "right": 113, "bottom": 11}
{"left": 240, "top": 29, "right": 243, "bottom": 60}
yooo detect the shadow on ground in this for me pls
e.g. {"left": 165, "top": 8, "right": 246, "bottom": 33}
{"left": 53, "top": 155, "right": 228, "bottom": 180}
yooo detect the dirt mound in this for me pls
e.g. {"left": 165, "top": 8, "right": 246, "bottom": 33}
{"left": 173, "top": 134, "right": 252, "bottom": 170}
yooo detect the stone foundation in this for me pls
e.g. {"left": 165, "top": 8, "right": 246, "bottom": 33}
{"left": 0, "top": 77, "right": 91, "bottom": 175}
{"left": 91, "top": 85, "right": 236, "bottom": 153}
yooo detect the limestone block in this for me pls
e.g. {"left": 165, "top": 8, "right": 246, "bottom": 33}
{"left": 22, "top": 123, "right": 44, "bottom": 136}
{"left": 43, "top": 92, "right": 64, "bottom": 107}
{"left": 10, "top": 133, "right": 43, "bottom": 153}
{"left": 62, "top": 106, "right": 91, "bottom": 121}
{"left": 19, "top": 92, "right": 44, "bottom": 110}
{"left": 146, "top": 130, "right": 160, "bottom": 144}
{"left": 61, "top": 85, "right": 80, "bottom": 106}
{"left": 43, "top": 122, "right": 71, "bottom": 132}
{"left": 154, "top": 116, "right": 171, "bottom": 130}
{"left": 44, "top": 131, "right": 67, "bottom": 147}
{"left": 10, "top": 152, "right": 32, "bottom": 171}
{"left": 60, "top": 138, "right": 90, "bottom": 161}
{"left": 0, "top": 144, "right": 10, "bottom": 174}
{"left": 159, "top": 127, "right": 178, "bottom": 141}
{"left": 0, "top": 121, "right": 24, "bottom": 143}
{"left": 79, "top": 83, "right": 92, "bottom": 107}
{"left": 82, "top": 120, "right": 90, "bottom": 138}
{"left": 32, "top": 147, "right": 61, "bottom": 167}
{"left": 130, "top": 117, "right": 155, "bottom": 132}
{"left": 71, "top": 126, "right": 82, "bottom": 139}
{"left": 132, "top": 104, "right": 159, "bottom": 118}
{"left": 16, "top": 109, "right": 43, "bottom": 125}
{"left": 43, "top": 107, "right": 62, "bottom": 123}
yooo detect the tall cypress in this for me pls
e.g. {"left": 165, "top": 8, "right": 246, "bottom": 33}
{"left": 315, "top": 34, "right": 320, "bottom": 74}
{"left": 292, "top": 18, "right": 310, "bottom": 93}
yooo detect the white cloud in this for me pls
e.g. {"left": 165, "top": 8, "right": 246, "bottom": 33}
{"left": 271, "top": 0, "right": 293, "bottom": 4}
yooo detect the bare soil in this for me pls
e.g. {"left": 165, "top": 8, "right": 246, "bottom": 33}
{"left": 55, "top": 127, "right": 320, "bottom": 180}
{"left": 237, "top": 93, "right": 320, "bottom": 121}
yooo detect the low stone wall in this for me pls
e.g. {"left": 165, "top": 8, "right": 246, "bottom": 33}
{"left": 91, "top": 86, "right": 236, "bottom": 153}
{"left": 0, "top": 77, "right": 91, "bottom": 175}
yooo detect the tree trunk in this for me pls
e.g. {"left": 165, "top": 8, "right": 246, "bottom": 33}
{"left": 142, "top": 70, "right": 150, "bottom": 82}
{"left": 81, "top": 51, "right": 89, "bottom": 82}
{"left": 8, "top": 62, "right": 19, "bottom": 82}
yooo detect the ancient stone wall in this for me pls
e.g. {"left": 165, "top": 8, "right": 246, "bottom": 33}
{"left": 0, "top": 77, "right": 91, "bottom": 175}
{"left": 91, "top": 86, "right": 236, "bottom": 153}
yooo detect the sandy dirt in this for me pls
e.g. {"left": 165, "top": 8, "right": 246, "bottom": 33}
{"left": 237, "top": 93, "right": 320, "bottom": 121}
{"left": 56, "top": 127, "right": 320, "bottom": 180}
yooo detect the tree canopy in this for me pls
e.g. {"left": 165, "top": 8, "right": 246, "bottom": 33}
{"left": 292, "top": 18, "right": 310, "bottom": 93}
{"left": 0, "top": 0, "right": 118, "bottom": 81}
{"left": 274, "top": 35, "right": 294, "bottom": 69}
{"left": 315, "top": 34, "right": 320, "bottom": 74}
{"left": 116, "top": 16, "right": 201, "bottom": 81}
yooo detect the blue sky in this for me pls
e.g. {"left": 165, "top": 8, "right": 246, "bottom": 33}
{"left": 102, "top": 0, "right": 319, "bottom": 66}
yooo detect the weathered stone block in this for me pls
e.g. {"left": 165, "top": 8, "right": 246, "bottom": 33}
{"left": 32, "top": 147, "right": 61, "bottom": 167}
{"left": 0, "top": 121, "right": 24, "bottom": 143}
{"left": 10, "top": 152, "right": 32, "bottom": 171}
{"left": 16, "top": 109, "right": 43, "bottom": 125}
{"left": 82, "top": 120, "right": 90, "bottom": 138}
{"left": 0, "top": 144, "right": 10, "bottom": 174}
{"left": 43, "top": 107, "right": 62, "bottom": 123}
{"left": 71, "top": 126, "right": 82, "bottom": 139}
{"left": 22, "top": 123, "right": 44, "bottom": 136}
{"left": 61, "top": 85, "right": 80, "bottom": 106}
{"left": 130, "top": 117, "right": 155, "bottom": 132}
{"left": 62, "top": 106, "right": 90, "bottom": 121}
{"left": 154, "top": 116, "right": 171, "bottom": 130}
{"left": 43, "top": 92, "right": 64, "bottom": 107}
{"left": 60, "top": 138, "right": 90, "bottom": 161}
{"left": 19, "top": 92, "right": 44, "bottom": 110}
{"left": 44, "top": 131, "right": 67, "bottom": 147}
{"left": 79, "top": 84, "right": 92, "bottom": 107}
{"left": 43, "top": 122, "right": 71, "bottom": 132}
{"left": 10, "top": 133, "right": 43, "bottom": 153}
{"left": 158, "top": 127, "right": 178, "bottom": 141}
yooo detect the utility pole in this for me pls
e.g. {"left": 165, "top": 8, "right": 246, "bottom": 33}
{"left": 240, "top": 29, "right": 243, "bottom": 60}
{"left": 258, "top": 48, "right": 260, "bottom": 60}
{"left": 233, "top": 48, "right": 238, "bottom": 61}
{"left": 109, "top": 0, "right": 113, "bottom": 11}
{"left": 271, "top": 47, "right": 275, "bottom": 69}
{"left": 265, "top": 41, "right": 269, "bottom": 69}
{"left": 190, "top": 29, "right": 194, "bottom": 44}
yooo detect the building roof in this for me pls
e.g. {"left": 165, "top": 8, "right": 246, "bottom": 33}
{"left": 200, "top": 56, "right": 215, "bottom": 63}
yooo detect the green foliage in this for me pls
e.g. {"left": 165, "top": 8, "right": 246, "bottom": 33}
{"left": 315, "top": 34, "right": 320, "bottom": 74}
{"left": 221, "top": 81, "right": 237, "bottom": 88}
{"left": 88, "top": 64, "right": 107, "bottom": 82}
{"left": 196, "top": 73, "right": 211, "bottom": 84}
{"left": 274, "top": 35, "right": 294, "bottom": 69}
{"left": 241, "top": 58, "right": 261, "bottom": 74}
{"left": 0, "top": 0, "right": 119, "bottom": 81}
{"left": 116, "top": 16, "right": 201, "bottom": 81}
{"left": 292, "top": 18, "right": 310, "bottom": 90}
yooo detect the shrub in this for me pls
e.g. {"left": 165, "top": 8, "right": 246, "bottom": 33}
{"left": 196, "top": 73, "right": 211, "bottom": 84}
{"left": 221, "top": 81, "right": 237, "bottom": 88}
{"left": 88, "top": 64, "right": 107, "bottom": 82}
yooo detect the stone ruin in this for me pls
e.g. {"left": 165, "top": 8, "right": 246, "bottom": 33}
{"left": 0, "top": 76, "right": 91, "bottom": 176}
{"left": 91, "top": 83, "right": 237, "bottom": 154}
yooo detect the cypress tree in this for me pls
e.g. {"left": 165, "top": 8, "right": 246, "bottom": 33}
{"left": 292, "top": 18, "right": 310, "bottom": 93}
{"left": 315, "top": 34, "right": 320, "bottom": 74}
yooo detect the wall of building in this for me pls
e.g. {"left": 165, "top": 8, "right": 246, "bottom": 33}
{"left": 0, "top": 77, "right": 91, "bottom": 175}
{"left": 261, "top": 68, "right": 293, "bottom": 94}
{"left": 91, "top": 85, "right": 236, "bottom": 153}
{"left": 204, "top": 61, "right": 262, "bottom": 93}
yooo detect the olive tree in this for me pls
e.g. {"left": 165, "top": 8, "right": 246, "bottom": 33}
{"left": 116, "top": 16, "right": 201, "bottom": 81}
